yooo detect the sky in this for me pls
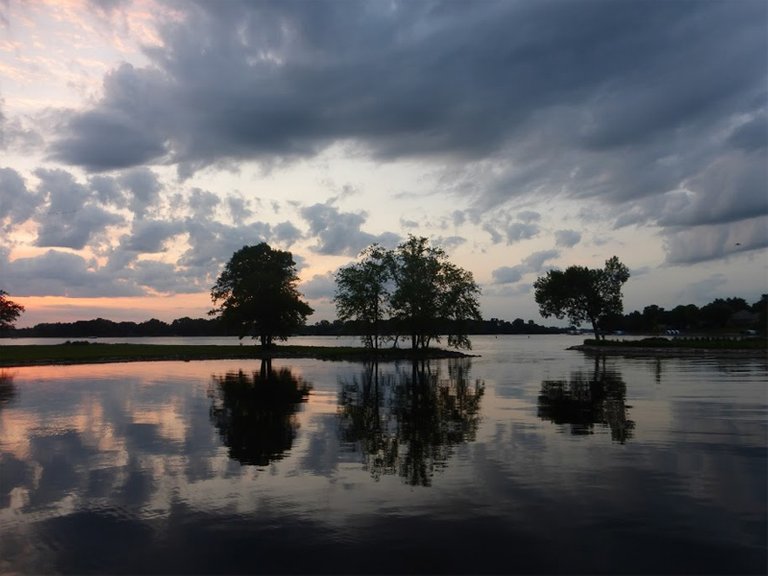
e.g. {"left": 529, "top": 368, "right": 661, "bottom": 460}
{"left": 0, "top": 0, "right": 766, "bottom": 328}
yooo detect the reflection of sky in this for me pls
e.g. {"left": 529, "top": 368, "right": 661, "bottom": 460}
{"left": 0, "top": 337, "right": 765, "bottom": 574}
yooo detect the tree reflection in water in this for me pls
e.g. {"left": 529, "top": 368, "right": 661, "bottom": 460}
{"left": 0, "top": 370, "right": 16, "bottom": 410}
{"left": 209, "top": 359, "right": 312, "bottom": 466}
{"left": 339, "top": 359, "right": 484, "bottom": 486}
{"left": 537, "top": 357, "right": 635, "bottom": 443}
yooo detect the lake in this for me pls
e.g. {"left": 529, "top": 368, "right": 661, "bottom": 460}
{"left": 0, "top": 335, "right": 765, "bottom": 574}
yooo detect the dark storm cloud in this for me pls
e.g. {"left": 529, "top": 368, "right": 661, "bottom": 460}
{"left": 45, "top": 0, "right": 766, "bottom": 262}
{"left": 727, "top": 113, "right": 768, "bottom": 153}
{"left": 49, "top": 64, "right": 169, "bottom": 171}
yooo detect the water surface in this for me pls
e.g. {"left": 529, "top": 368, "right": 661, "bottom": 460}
{"left": 1, "top": 335, "right": 765, "bottom": 574}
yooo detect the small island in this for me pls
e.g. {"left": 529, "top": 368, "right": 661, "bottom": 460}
{"left": 0, "top": 342, "right": 473, "bottom": 368}
{"left": 570, "top": 337, "right": 767, "bottom": 357}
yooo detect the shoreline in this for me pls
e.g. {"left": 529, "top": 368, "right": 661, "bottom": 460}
{"left": 570, "top": 344, "right": 767, "bottom": 358}
{"left": 0, "top": 343, "right": 474, "bottom": 368}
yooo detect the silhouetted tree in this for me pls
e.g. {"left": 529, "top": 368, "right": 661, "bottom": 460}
{"left": 667, "top": 304, "right": 700, "bottom": 331}
{"left": 0, "top": 291, "right": 24, "bottom": 333}
{"left": 333, "top": 236, "right": 481, "bottom": 350}
{"left": 210, "top": 243, "right": 313, "bottom": 348}
{"left": 209, "top": 361, "right": 311, "bottom": 466}
{"left": 389, "top": 236, "right": 481, "bottom": 350}
{"left": 642, "top": 304, "right": 665, "bottom": 333}
{"left": 753, "top": 294, "right": 767, "bottom": 334}
{"left": 534, "top": 256, "right": 629, "bottom": 340}
{"left": 335, "top": 244, "right": 391, "bottom": 349}
{"left": 700, "top": 298, "right": 748, "bottom": 329}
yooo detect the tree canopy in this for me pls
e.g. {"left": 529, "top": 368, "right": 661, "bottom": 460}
{"left": 334, "top": 236, "right": 482, "bottom": 350}
{"left": 334, "top": 244, "right": 391, "bottom": 349}
{"left": 533, "top": 256, "right": 630, "bottom": 340}
{"left": 210, "top": 243, "right": 313, "bottom": 347}
{"left": 0, "top": 291, "right": 24, "bottom": 332}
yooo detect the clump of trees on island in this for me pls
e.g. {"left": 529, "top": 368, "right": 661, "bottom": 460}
{"left": 335, "top": 236, "right": 481, "bottom": 350}
{"left": 209, "top": 235, "right": 483, "bottom": 350}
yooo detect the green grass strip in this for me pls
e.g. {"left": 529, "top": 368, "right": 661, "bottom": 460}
{"left": 0, "top": 342, "right": 471, "bottom": 367}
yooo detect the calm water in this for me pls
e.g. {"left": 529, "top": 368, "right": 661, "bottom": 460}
{"left": 0, "top": 335, "right": 765, "bottom": 574}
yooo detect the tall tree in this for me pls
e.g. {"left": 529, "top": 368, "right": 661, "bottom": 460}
{"left": 210, "top": 243, "right": 313, "bottom": 347}
{"left": 334, "top": 244, "right": 391, "bottom": 349}
{"left": 533, "top": 256, "right": 630, "bottom": 340}
{"left": 389, "top": 236, "right": 443, "bottom": 349}
{"left": 389, "top": 236, "right": 481, "bottom": 350}
{"left": 0, "top": 291, "right": 24, "bottom": 332}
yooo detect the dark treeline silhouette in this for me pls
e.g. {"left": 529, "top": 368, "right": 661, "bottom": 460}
{"left": 3, "top": 294, "right": 763, "bottom": 339}
{"left": 301, "top": 317, "right": 563, "bottom": 336}
{"left": 606, "top": 295, "right": 766, "bottom": 334}
{"left": 4, "top": 315, "right": 563, "bottom": 338}
{"left": 5, "top": 316, "right": 231, "bottom": 338}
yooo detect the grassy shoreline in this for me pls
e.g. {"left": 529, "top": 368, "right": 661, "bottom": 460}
{"left": 570, "top": 337, "right": 767, "bottom": 357}
{"left": 0, "top": 342, "right": 472, "bottom": 367}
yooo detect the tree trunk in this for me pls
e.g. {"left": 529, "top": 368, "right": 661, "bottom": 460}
{"left": 590, "top": 317, "right": 603, "bottom": 340}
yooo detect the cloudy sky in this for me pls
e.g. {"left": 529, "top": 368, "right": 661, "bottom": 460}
{"left": 1, "top": 0, "right": 766, "bottom": 327}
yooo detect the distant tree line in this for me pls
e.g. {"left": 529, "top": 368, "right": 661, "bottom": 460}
{"left": 6, "top": 316, "right": 230, "bottom": 338}
{"left": 4, "top": 315, "right": 563, "bottom": 339}
{"left": 302, "top": 317, "right": 563, "bottom": 336}
{"left": 2, "top": 237, "right": 764, "bottom": 342}
{"left": 606, "top": 295, "right": 766, "bottom": 334}
{"left": 2, "top": 294, "right": 764, "bottom": 340}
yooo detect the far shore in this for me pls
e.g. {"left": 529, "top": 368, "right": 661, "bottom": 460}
{"left": 570, "top": 337, "right": 767, "bottom": 358}
{"left": 0, "top": 342, "right": 473, "bottom": 368}
{"left": 1, "top": 337, "right": 765, "bottom": 368}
